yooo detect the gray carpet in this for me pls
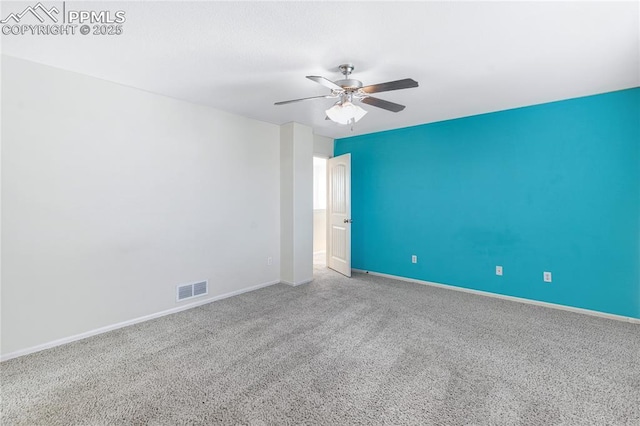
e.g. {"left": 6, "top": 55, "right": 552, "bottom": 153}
{"left": 2, "top": 268, "right": 639, "bottom": 425}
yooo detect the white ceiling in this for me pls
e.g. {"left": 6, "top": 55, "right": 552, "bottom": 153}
{"left": 2, "top": 1, "right": 639, "bottom": 139}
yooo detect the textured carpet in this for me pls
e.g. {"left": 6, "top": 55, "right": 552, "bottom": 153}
{"left": 2, "top": 268, "right": 639, "bottom": 425}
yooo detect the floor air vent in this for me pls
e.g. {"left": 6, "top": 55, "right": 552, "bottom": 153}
{"left": 176, "top": 280, "right": 208, "bottom": 302}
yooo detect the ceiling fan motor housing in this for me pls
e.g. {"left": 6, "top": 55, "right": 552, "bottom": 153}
{"left": 336, "top": 79, "right": 363, "bottom": 90}
{"left": 336, "top": 64, "right": 362, "bottom": 91}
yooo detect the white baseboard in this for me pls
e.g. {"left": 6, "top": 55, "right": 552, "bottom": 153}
{"left": 281, "top": 278, "right": 313, "bottom": 287}
{"left": 352, "top": 269, "right": 640, "bottom": 325}
{"left": 0, "top": 279, "right": 281, "bottom": 362}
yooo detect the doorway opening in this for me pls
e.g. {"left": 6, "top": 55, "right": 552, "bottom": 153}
{"left": 313, "top": 157, "right": 327, "bottom": 268}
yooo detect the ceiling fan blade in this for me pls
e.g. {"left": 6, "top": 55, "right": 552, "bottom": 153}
{"left": 361, "top": 78, "right": 418, "bottom": 94}
{"left": 274, "top": 95, "right": 333, "bottom": 106}
{"left": 361, "top": 96, "right": 406, "bottom": 113}
{"left": 306, "top": 76, "right": 343, "bottom": 91}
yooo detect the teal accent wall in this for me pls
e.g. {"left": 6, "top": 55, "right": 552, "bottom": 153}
{"left": 335, "top": 88, "right": 640, "bottom": 318}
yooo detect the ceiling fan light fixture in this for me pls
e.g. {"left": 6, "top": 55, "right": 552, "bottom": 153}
{"left": 325, "top": 101, "right": 367, "bottom": 125}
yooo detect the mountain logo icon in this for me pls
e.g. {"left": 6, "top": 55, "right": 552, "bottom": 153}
{"left": 1, "top": 2, "right": 59, "bottom": 24}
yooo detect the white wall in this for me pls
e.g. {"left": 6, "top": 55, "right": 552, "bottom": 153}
{"left": 313, "top": 210, "right": 326, "bottom": 253}
{"left": 312, "top": 136, "right": 332, "bottom": 258}
{"left": 313, "top": 134, "right": 334, "bottom": 158}
{"left": 1, "top": 56, "right": 281, "bottom": 357}
{"left": 312, "top": 157, "right": 328, "bottom": 255}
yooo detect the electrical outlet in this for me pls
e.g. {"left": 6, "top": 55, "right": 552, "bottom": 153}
{"left": 411, "top": 255, "right": 417, "bottom": 264}
{"left": 543, "top": 271, "right": 552, "bottom": 282}
{"left": 496, "top": 266, "right": 503, "bottom": 276}
{"left": 267, "top": 257, "right": 273, "bottom": 266}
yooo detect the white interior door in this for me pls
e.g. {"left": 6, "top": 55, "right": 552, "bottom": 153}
{"left": 327, "top": 153, "right": 351, "bottom": 277}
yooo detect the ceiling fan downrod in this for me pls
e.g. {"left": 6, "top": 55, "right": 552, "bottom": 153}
{"left": 335, "top": 63, "right": 363, "bottom": 91}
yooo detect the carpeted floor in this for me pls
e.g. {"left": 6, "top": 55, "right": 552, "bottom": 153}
{"left": 1, "top": 268, "right": 639, "bottom": 425}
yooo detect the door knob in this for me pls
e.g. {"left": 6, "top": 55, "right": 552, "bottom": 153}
{"left": 343, "top": 219, "right": 353, "bottom": 223}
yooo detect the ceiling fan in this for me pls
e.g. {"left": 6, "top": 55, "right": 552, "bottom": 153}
{"left": 275, "top": 64, "right": 419, "bottom": 125}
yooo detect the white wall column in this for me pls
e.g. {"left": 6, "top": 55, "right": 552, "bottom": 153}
{"left": 280, "top": 122, "right": 313, "bottom": 285}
